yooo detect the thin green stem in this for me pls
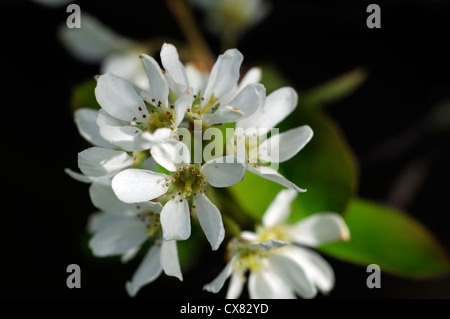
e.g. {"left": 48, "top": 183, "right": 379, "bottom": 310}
{"left": 165, "top": 0, "right": 215, "bottom": 70}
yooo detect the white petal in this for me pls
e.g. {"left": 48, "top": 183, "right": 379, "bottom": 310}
{"left": 238, "top": 67, "right": 262, "bottom": 90}
{"left": 248, "top": 268, "right": 295, "bottom": 299}
{"left": 96, "top": 108, "right": 129, "bottom": 127}
{"left": 202, "top": 105, "right": 245, "bottom": 125}
{"left": 65, "top": 168, "right": 107, "bottom": 183}
{"left": 160, "top": 43, "right": 189, "bottom": 90}
{"left": 112, "top": 169, "right": 169, "bottom": 203}
{"left": 226, "top": 83, "right": 264, "bottom": 121}
{"left": 280, "top": 246, "right": 335, "bottom": 294}
{"left": 226, "top": 273, "right": 245, "bottom": 299}
{"left": 87, "top": 211, "right": 129, "bottom": 233}
{"left": 172, "top": 89, "right": 193, "bottom": 128}
{"left": 185, "top": 62, "right": 207, "bottom": 94}
{"left": 57, "top": 13, "right": 131, "bottom": 62}
{"left": 99, "top": 125, "right": 145, "bottom": 151}
{"left": 89, "top": 179, "right": 139, "bottom": 216}
{"left": 151, "top": 141, "right": 190, "bottom": 172}
{"left": 195, "top": 193, "right": 225, "bottom": 250}
{"left": 240, "top": 231, "right": 258, "bottom": 242}
{"left": 204, "top": 49, "right": 243, "bottom": 101}
{"left": 262, "top": 189, "right": 297, "bottom": 228}
{"left": 236, "top": 86, "right": 298, "bottom": 135}
{"left": 95, "top": 73, "right": 147, "bottom": 123}
{"left": 88, "top": 219, "right": 147, "bottom": 257}
{"left": 248, "top": 165, "right": 306, "bottom": 192}
{"left": 121, "top": 246, "right": 140, "bottom": 264}
{"left": 100, "top": 49, "right": 146, "bottom": 88}
{"left": 203, "top": 256, "right": 237, "bottom": 293}
{"left": 160, "top": 196, "right": 191, "bottom": 241}
{"left": 126, "top": 244, "right": 163, "bottom": 297}
{"left": 269, "top": 253, "right": 317, "bottom": 299}
{"left": 160, "top": 240, "right": 183, "bottom": 281}
{"left": 258, "top": 125, "right": 314, "bottom": 163}
{"left": 78, "top": 147, "right": 134, "bottom": 177}
{"left": 288, "top": 213, "right": 350, "bottom": 247}
{"left": 74, "top": 109, "right": 114, "bottom": 148}
{"left": 140, "top": 54, "right": 169, "bottom": 107}
{"left": 202, "top": 156, "right": 245, "bottom": 187}
{"left": 247, "top": 239, "right": 288, "bottom": 252}
{"left": 135, "top": 128, "right": 172, "bottom": 150}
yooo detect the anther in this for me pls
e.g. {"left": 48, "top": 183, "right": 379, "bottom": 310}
{"left": 170, "top": 105, "right": 174, "bottom": 109}
{"left": 143, "top": 114, "right": 147, "bottom": 118}
{"left": 138, "top": 106, "right": 142, "bottom": 111}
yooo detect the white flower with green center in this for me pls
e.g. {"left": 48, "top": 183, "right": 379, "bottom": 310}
{"left": 111, "top": 143, "right": 245, "bottom": 250}
{"left": 87, "top": 179, "right": 182, "bottom": 297}
{"left": 203, "top": 189, "right": 350, "bottom": 298}
{"left": 160, "top": 43, "right": 263, "bottom": 125}
{"left": 94, "top": 46, "right": 195, "bottom": 153}
{"left": 232, "top": 87, "right": 314, "bottom": 192}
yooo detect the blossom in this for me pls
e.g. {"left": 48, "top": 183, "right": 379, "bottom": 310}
{"left": 111, "top": 143, "right": 245, "bottom": 250}
{"left": 232, "top": 86, "right": 314, "bottom": 192}
{"left": 203, "top": 189, "right": 350, "bottom": 298}
{"left": 94, "top": 70, "right": 190, "bottom": 153}
{"left": 159, "top": 43, "right": 263, "bottom": 125}
{"left": 87, "top": 179, "right": 182, "bottom": 297}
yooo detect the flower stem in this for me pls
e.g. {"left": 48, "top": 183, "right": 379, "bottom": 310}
{"left": 165, "top": 0, "right": 215, "bottom": 71}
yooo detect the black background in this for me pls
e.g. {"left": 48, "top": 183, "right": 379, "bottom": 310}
{"left": 2, "top": 0, "right": 450, "bottom": 299}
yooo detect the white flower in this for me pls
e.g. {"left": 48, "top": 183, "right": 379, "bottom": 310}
{"left": 94, "top": 70, "right": 190, "bottom": 152}
{"left": 111, "top": 143, "right": 246, "bottom": 250}
{"left": 160, "top": 43, "right": 263, "bottom": 125}
{"left": 203, "top": 189, "right": 350, "bottom": 299}
{"left": 232, "top": 87, "right": 314, "bottom": 192}
{"left": 87, "top": 179, "right": 182, "bottom": 297}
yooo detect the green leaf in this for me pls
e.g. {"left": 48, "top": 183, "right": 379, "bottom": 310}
{"left": 299, "top": 68, "right": 367, "bottom": 108}
{"left": 228, "top": 170, "right": 284, "bottom": 222}
{"left": 70, "top": 79, "right": 100, "bottom": 113}
{"left": 319, "top": 199, "right": 450, "bottom": 278}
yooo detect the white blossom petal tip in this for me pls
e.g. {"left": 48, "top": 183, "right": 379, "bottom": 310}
{"left": 111, "top": 169, "right": 169, "bottom": 203}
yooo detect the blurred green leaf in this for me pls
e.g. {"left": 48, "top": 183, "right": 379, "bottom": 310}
{"left": 260, "top": 63, "right": 290, "bottom": 93}
{"left": 299, "top": 68, "right": 367, "bottom": 108}
{"left": 71, "top": 79, "right": 99, "bottom": 112}
{"left": 228, "top": 170, "right": 284, "bottom": 222}
{"left": 319, "top": 199, "right": 450, "bottom": 278}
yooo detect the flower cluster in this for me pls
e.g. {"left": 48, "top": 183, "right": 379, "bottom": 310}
{"left": 67, "top": 43, "right": 349, "bottom": 298}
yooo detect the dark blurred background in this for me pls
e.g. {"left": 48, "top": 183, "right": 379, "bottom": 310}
{"left": 2, "top": 0, "right": 450, "bottom": 299}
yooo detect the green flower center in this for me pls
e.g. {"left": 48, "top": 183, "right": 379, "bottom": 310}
{"left": 148, "top": 106, "right": 176, "bottom": 133}
{"left": 170, "top": 165, "right": 206, "bottom": 198}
